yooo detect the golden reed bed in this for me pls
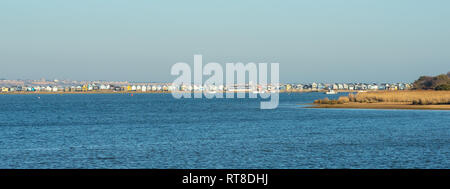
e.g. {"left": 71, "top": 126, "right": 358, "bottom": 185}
{"left": 313, "top": 90, "right": 450, "bottom": 110}
{"left": 350, "top": 90, "right": 450, "bottom": 105}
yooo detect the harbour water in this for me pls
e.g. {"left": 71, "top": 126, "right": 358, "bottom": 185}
{"left": 0, "top": 93, "right": 449, "bottom": 168}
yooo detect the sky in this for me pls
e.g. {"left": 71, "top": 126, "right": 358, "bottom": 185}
{"left": 0, "top": 0, "right": 449, "bottom": 83}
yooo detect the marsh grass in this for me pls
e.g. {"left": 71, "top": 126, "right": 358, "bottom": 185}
{"left": 314, "top": 96, "right": 350, "bottom": 104}
{"left": 314, "top": 90, "right": 450, "bottom": 105}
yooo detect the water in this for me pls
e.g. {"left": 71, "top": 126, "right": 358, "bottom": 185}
{"left": 0, "top": 93, "right": 449, "bottom": 168}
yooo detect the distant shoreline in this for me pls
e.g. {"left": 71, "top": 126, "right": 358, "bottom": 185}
{"left": 0, "top": 91, "right": 171, "bottom": 95}
{"left": 0, "top": 89, "right": 365, "bottom": 95}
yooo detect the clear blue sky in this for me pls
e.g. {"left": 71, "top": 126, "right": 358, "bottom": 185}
{"left": 1, "top": 0, "right": 449, "bottom": 83}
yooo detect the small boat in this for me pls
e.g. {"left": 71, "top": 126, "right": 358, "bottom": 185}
{"left": 207, "top": 91, "right": 217, "bottom": 94}
{"left": 325, "top": 90, "right": 337, "bottom": 94}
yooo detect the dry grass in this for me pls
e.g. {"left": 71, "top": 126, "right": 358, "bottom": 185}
{"left": 352, "top": 90, "right": 450, "bottom": 105}
{"left": 311, "top": 102, "right": 450, "bottom": 110}
{"left": 314, "top": 96, "right": 350, "bottom": 104}
{"left": 314, "top": 90, "right": 450, "bottom": 105}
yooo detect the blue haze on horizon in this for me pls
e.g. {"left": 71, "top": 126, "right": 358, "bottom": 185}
{"left": 0, "top": 0, "right": 449, "bottom": 83}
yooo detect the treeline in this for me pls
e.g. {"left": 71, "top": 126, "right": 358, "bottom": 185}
{"left": 413, "top": 72, "right": 450, "bottom": 90}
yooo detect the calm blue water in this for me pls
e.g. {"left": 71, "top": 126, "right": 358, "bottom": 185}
{"left": 0, "top": 93, "right": 449, "bottom": 169}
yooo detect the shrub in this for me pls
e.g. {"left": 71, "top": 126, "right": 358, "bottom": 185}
{"left": 348, "top": 93, "right": 356, "bottom": 102}
{"left": 337, "top": 96, "right": 350, "bottom": 104}
{"left": 314, "top": 96, "right": 351, "bottom": 104}
{"left": 435, "top": 84, "right": 450, "bottom": 91}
